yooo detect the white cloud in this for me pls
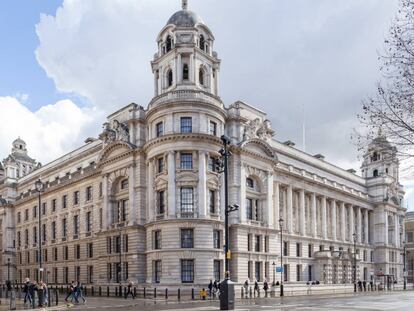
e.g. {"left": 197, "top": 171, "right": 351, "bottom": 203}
{"left": 0, "top": 96, "right": 100, "bottom": 164}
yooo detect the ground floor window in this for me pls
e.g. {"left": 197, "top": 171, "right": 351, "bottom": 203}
{"left": 283, "top": 264, "right": 289, "bottom": 282}
{"left": 75, "top": 266, "right": 81, "bottom": 282}
{"left": 123, "top": 262, "right": 129, "bottom": 281}
{"left": 87, "top": 266, "right": 94, "bottom": 284}
{"left": 181, "top": 259, "right": 194, "bottom": 283}
{"left": 63, "top": 267, "right": 68, "bottom": 284}
{"left": 308, "top": 265, "right": 313, "bottom": 281}
{"left": 296, "top": 265, "right": 302, "bottom": 281}
{"left": 255, "top": 262, "right": 262, "bottom": 282}
{"left": 248, "top": 261, "right": 252, "bottom": 279}
{"left": 153, "top": 260, "right": 162, "bottom": 283}
{"left": 214, "top": 260, "right": 221, "bottom": 281}
{"left": 107, "top": 263, "right": 112, "bottom": 282}
{"left": 265, "top": 262, "right": 269, "bottom": 281}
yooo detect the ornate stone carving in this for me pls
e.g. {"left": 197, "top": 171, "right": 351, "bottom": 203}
{"left": 99, "top": 119, "right": 130, "bottom": 145}
{"left": 243, "top": 118, "right": 274, "bottom": 142}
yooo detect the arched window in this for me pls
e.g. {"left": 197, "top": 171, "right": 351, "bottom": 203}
{"left": 246, "top": 178, "right": 254, "bottom": 188}
{"left": 373, "top": 169, "right": 378, "bottom": 177}
{"left": 167, "top": 69, "right": 173, "bottom": 87}
{"left": 199, "top": 68, "right": 205, "bottom": 86}
{"left": 166, "top": 35, "right": 172, "bottom": 52}
{"left": 199, "top": 35, "right": 206, "bottom": 51}
{"left": 183, "top": 64, "right": 189, "bottom": 80}
{"left": 371, "top": 152, "right": 379, "bottom": 162}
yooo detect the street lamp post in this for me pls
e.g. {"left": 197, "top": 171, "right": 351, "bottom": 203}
{"left": 35, "top": 179, "right": 44, "bottom": 283}
{"left": 7, "top": 258, "right": 10, "bottom": 284}
{"left": 272, "top": 262, "right": 276, "bottom": 286}
{"left": 353, "top": 232, "right": 357, "bottom": 293}
{"left": 402, "top": 240, "right": 407, "bottom": 290}
{"left": 279, "top": 218, "right": 284, "bottom": 297}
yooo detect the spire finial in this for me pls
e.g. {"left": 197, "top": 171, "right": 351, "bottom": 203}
{"left": 182, "top": 0, "right": 188, "bottom": 10}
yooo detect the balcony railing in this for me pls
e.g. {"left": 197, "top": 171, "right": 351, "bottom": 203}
{"left": 149, "top": 90, "right": 223, "bottom": 109}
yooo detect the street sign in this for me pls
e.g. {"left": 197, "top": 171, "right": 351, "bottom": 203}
{"left": 276, "top": 266, "right": 283, "bottom": 273}
{"left": 39, "top": 268, "right": 44, "bottom": 272}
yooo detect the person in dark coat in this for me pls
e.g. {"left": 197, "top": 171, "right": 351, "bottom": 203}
{"left": 65, "top": 281, "right": 78, "bottom": 303}
{"left": 254, "top": 280, "right": 260, "bottom": 297}
{"left": 124, "top": 281, "right": 135, "bottom": 299}
{"left": 208, "top": 280, "right": 213, "bottom": 298}
{"left": 23, "top": 278, "right": 32, "bottom": 305}
{"left": 363, "top": 281, "right": 367, "bottom": 291}
{"left": 263, "top": 279, "right": 269, "bottom": 297}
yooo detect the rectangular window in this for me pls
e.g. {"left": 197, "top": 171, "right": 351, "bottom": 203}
{"left": 87, "top": 243, "right": 93, "bottom": 258}
{"left": 180, "top": 187, "right": 194, "bottom": 216}
{"left": 157, "top": 191, "right": 165, "bottom": 215}
{"left": 64, "top": 267, "right": 69, "bottom": 284}
{"left": 107, "top": 263, "right": 112, "bottom": 282}
{"left": 181, "top": 228, "right": 194, "bottom": 248}
{"left": 53, "top": 248, "right": 58, "bottom": 261}
{"left": 123, "top": 235, "right": 128, "bottom": 253}
{"left": 296, "top": 265, "right": 302, "bottom": 281}
{"left": 248, "top": 261, "right": 252, "bottom": 279}
{"left": 157, "top": 158, "right": 165, "bottom": 173}
{"left": 53, "top": 267, "right": 58, "bottom": 284}
{"left": 119, "top": 200, "right": 128, "bottom": 222}
{"left": 181, "top": 259, "right": 194, "bottom": 283}
{"left": 283, "top": 264, "right": 289, "bottom": 282}
{"left": 62, "top": 195, "right": 67, "bottom": 209}
{"left": 17, "top": 212, "right": 21, "bottom": 223}
{"left": 99, "top": 182, "right": 103, "bottom": 197}
{"left": 33, "top": 226, "right": 38, "bottom": 244}
{"left": 214, "top": 260, "right": 221, "bottom": 281}
{"left": 180, "top": 153, "right": 193, "bottom": 170}
{"left": 25, "top": 209, "right": 29, "bottom": 221}
{"left": 255, "top": 235, "right": 261, "bottom": 252}
{"left": 75, "top": 244, "right": 81, "bottom": 259}
{"left": 87, "top": 266, "right": 94, "bottom": 284}
{"left": 308, "top": 265, "right": 313, "bottom": 281}
{"left": 209, "top": 190, "right": 216, "bottom": 214}
{"left": 99, "top": 209, "right": 103, "bottom": 229}
{"left": 43, "top": 249, "right": 48, "bottom": 262}
{"left": 255, "top": 262, "right": 261, "bottom": 282}
{"left": 86, "top": 211, "right": 92, "bottom": 232}
{"left": 52, "top": 199, "right": 56, "bottom": 212}
{"left": 86, "top": 186, "right": 93, "bottom": 201}
{"left": 154, "top": 230, "right": 162, "bottom": 250}
{"left": 296, "top": 242, "right": 301, "bottom": 257}
{"left": 42, "top": 202, "right": 46, "bottom": 215}
{"left": 42, "top": 224, "right": 46, "bottom": 242}
{"left": 247, "top": 234, "right": 252, "bottom": 252}
{"left": 63, "top": 246, "right": 68, "bottom": 260}
{"left": 319, "top": 245, "right": 324, "bottom": 251}
{"left": 209, "top": 121, "right": 217, "bottom": 136}
{"left": 283, "top": 241, "right": 289, "bottom": 256}
{"left": 33, "top": 205, "right": 37, "bottom": 219}
{"left": 17, "top": 231, "right": 21, "bottom": 247}
{"left": 308, "top": 244, "right": 313, "bottom": 258}
{"left": 115, "top": 236, "right": 121, "bottom": 253}
{"left": 61, "top": 218, "right": 67, "bottom": 238}
{"left": 107, "top": 237, "right": 112, "bottom": 254}
{"left": 407, "top": 232, "right": 413, "bottom": 243}
{"left": 75, "top": 266, "right": 81, "bottom": 282}
{"left": 73, "top": 191, "right": 80, "bottom": 205}
{"left": 121, "top": 179, "right": 129, "bottom": 190}
{"left": 246, "top": 198, "right": 253, "bottom": 220}
{"left": 264, "top": 236, "right": 269, "bottom": 253}
{"left": 213, "top": 230, "right": 221, "bottom": 249}
{"left": 156, "top": 122, "right": 164, "bottom": 137}
{"left": 73, "top": 215, "right": 79, "bottom": 235}
{"left": 153, "top": 260, "right": 162, "bottom": 283}
{"left": 180, "top": 117, "right": 192, "bottom": 133}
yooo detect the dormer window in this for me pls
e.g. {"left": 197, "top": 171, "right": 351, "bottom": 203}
{"left": 246, "top": 178, "right": 254, "bottom": 189}
{"left": 183, "top": 64, "right": 189, "bottom": 80}
{"left": 371, "top": 152, "right": 380, "bottom": 162}
{"left": 199, "top": 35, "right": 206, "bottom": 51}
{"left": 373, "top": 169, "right": 379, "bottom": 177}
{"left": 166, "top": 35, "right": 173, "bottom": 52}
{"left": 199, "top": 68, "right": 205, "bottom": 86}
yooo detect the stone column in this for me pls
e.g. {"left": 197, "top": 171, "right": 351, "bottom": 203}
{"left": 266, "top": 172, "right": 274, "bottom": 228}
{"left": 340, "top": 202, "right": 346, "bottom": 241}
{"left": 321, "top": 196, "right": 327, "bottom": 239}
{"left": 331, "top": 200, "right": 337, "bottom": 241}
{"left": 198, "top": 151, "right": 207, "bottom": 218}
{"left": 148, "top": 159, "right": 154, "bottom": 222}
{"left": 154, "top": 70, "right": 159, "bottom": 96}
{"left": 240, "top": 165, "right": 246, "bottom": 223}
{"left": 274, "top": 182, "right": 280, "bottom": 230}
{"left": 311, "top": 193, "right": 317, "bottom": 238}
{"left": 357, "top": 207, "right": 362, "bottom": 243}
{"left": 128, "top": 165, "right": 137, "bottom": 225}
{"left": 364, "top": 209, "right": 369, "bottom": 244}
{"left": 384, "top": 210, "right": 389, "bottom": 245}
{"left": 177, "top": 53, "right": 182, "bottom": 83}
{"left": 299, "top": 189, "right": 306, "bottom": 236}
{"left": 287, "top": 185, "right": 293, "bottom": 234}
{"left": 394, "top": 214, "right": 399, "bottom": 246}
{"left": 349, "top": 205, "right": 354, "bottom": 242}
{"left": 167, "top": 151, "right": 176, "bottom": 218}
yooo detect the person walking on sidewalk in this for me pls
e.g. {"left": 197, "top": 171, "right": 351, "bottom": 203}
{"left": 263, "top": 279, "right": 269, "bottom": 297}
{"left": 254, "top": 280, "right": 260, "bottom": 297}
{"left": 76, "top": 282, "right": 86, "bottom": 303}
{"left": 23, "top": 278, "right": 32, "bottom": 305}
{"left": 124, "top": 281, "right": 135, "bottom": 299}
{"left": 65, "top": 281, "right": 78, "bottom": 303}
{"left": 208, "top": 280, "right": 213, "bottom": 298}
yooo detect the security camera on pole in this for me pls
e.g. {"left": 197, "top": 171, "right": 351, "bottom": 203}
{"left": 215, "top": 135, "right": 238, "bottom": 311}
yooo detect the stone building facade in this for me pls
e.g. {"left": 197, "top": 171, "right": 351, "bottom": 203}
{"left": 404, "top": 211, "right": 414, "bottom": 283}
{"left": 0, "top": 1, "right": 407, "bottom": 287}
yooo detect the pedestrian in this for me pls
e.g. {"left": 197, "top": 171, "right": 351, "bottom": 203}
{"left": 243, "top": 279, "right": 249, "bottom": 298}
{"left": 358, "top": 280, "right": 362, "bottom": 291}
{"left": 199, "top": 288, "right": 207, "bottom": 300}
{"left": 208, "top": 280, "right": 213, "bottom": 298}
{"left": 65, "top": 281, "right": 77, "bottom": 303}
{"left": 254, "top": 280, "right": 260, "bottom": 297}
{"left": 37, "top": 281, "right": 45, "bottom": 307}
{"left": 213, "top": 280, "right": 219, "bottom": 299}
{"left": 23, "top": 278, "right": 32, "bottom": 305}
{"left": 363, "top": 280, "right": 367, "bottom": 292}
{"left": 76, "top": 281, "right": 86, "bottom": 303}
{"left": 42, "top": 281, "right": 49, "bottom": 306}
{"left": 124, "top": 280, "right": 135, "bottom": 299}
{"left": 263, "top": 279, "right": 269, "bottom": 297}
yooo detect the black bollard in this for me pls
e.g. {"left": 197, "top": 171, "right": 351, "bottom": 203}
{"left": 154, "top": 288, "right": 157, "bottom": 299}
{"left": 134, "top": 287, "right": 136, "bottom": 297}
{"left": 48, "top": 287, "right": 51, "bottom": 306}
{"left": 55, "top": 288, "right": 59, "bottom": 306}
{"left": 107, "top": 286, "right": 110, "bottom": 297}
{"left": 92, "top": 286, "right": 95, "bottom": 296}
{"left": 191, "top": 288, "right": 195, "bottom": 300}
{"left": 165, "top": 288, "right": 168, "bottom": 300}
{"left": 99, "top": 286, "right": 102, "bottom": 296}
{"left": 178, "top": 288, "right": 181, "bottom": 301}
{"left": 144, "top": 287, "right": 146, "bottom": 298}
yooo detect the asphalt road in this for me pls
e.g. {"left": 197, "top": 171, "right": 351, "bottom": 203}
{"left": 66, "top": 290, "right": 414, "bottom": 311}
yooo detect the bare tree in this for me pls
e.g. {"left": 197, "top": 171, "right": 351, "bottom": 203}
{"left": 356, "top": 0, "right": 414, "bottom": 160}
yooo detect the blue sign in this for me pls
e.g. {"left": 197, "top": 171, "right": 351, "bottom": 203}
{"left": 276, "top": 266, "right": 283, "bottom": 273}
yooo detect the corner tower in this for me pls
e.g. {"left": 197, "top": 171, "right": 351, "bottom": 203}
{"left": 151, "top": 0, "right": 221, "bottom": 97}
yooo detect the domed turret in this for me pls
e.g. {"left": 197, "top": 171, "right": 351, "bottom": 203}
{"left": 167, "top": 9, "right": 204, "bottom": 28}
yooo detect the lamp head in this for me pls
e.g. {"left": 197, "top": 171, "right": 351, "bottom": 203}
{"left": 220, "top": 135, "right": 231, "bottom": 146}
{"left": 35, "top": 179, "right": 44, "bottom": 192}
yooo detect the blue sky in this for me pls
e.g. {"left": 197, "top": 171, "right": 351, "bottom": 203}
{"left": 0, "top": 0, "right": 412, "bottom": 210}
{"left": 0, "top": 0, "right": 65, "bottom": 110}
